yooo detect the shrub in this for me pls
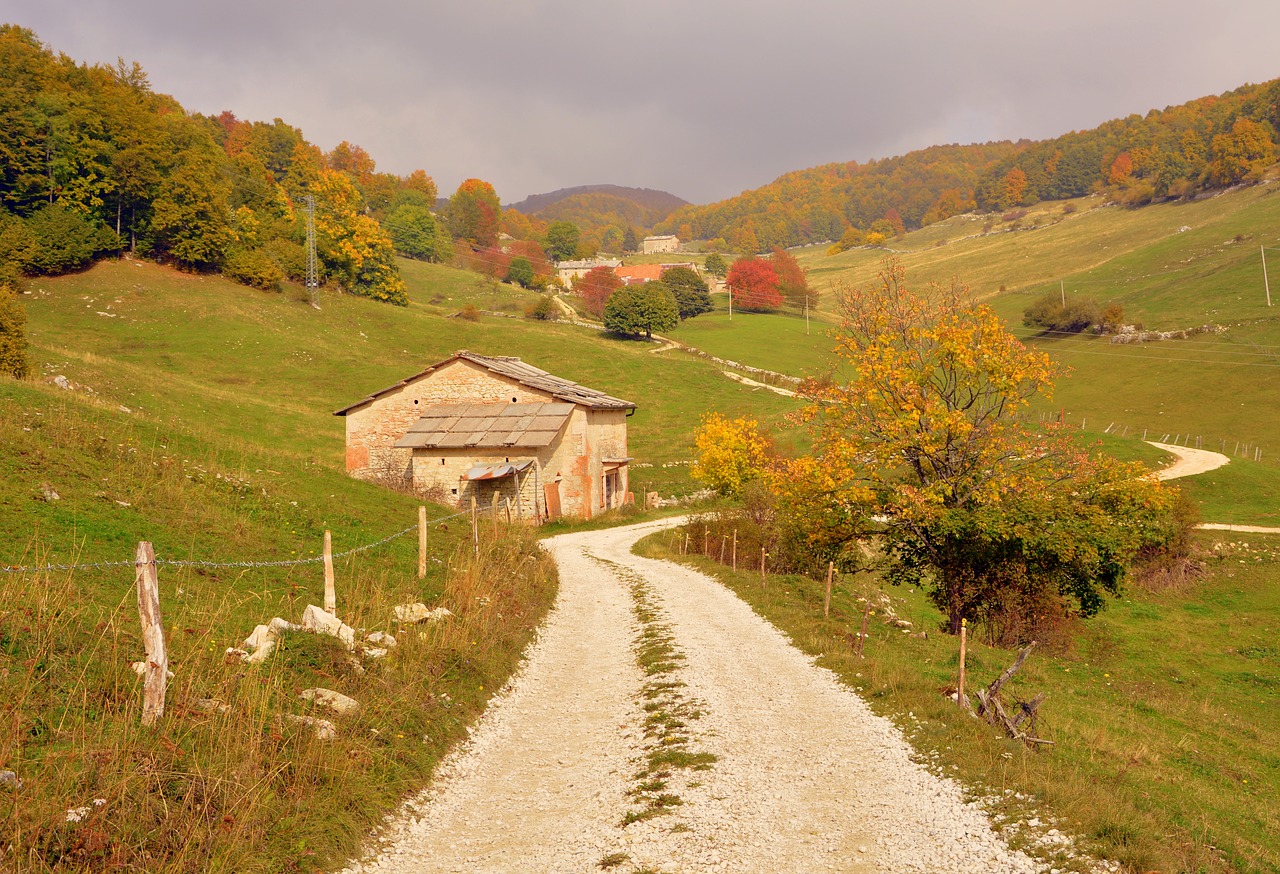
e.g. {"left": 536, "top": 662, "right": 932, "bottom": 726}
{"left": 25, "top": 203, "right": 117, "bottom": 275}
{"left": 223, "top": 247, "right": 284, "bottom": 290}
{"left": 0, "top": 283, "right": 30, "bottom": 379}
{"left": 523, "top": 296, "right": 558, "bottom": 321}
{"left": 1100, "top": 303, "right": 1125, "bottom": 333}
{"left": 459, "top": 304, "right": 481, "bottom": 321}
{"left": 1023, "top": 293, "right": 1099, "bottom": 334}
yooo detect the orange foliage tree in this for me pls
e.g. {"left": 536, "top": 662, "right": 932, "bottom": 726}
{"left": 447, "top": 178, "right": 501, "bottom": 247}
{"left": 798, "top": 260, "right": 1173, "bottom": 639}
{"left": 770, "top": 247, "right": 812, "bottom": 307}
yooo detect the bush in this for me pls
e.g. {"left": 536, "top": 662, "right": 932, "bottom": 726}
{"left": 1023, "top": 293, "right": 1099, "bottom": 334}
{"left": 263, "top": 238, "right": 308, "bottom": 282}
{"left": 223, "top": 247, "right": 284, "bottom": 290}
{"left": 25, "top": 203, "right": 117, "bottom": 275}
{"left": 459, "top": 304, "right": 481, "bottom": 321}
{"left": 505, "top": 256, "right": 535, "bottom": 289}
{"left": 0, "top": 283, "right": 30, "bottom": 379}
{"left": 523, "top": 296, "right": 558, "bottom": 321}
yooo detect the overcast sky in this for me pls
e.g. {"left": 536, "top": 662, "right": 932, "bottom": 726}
{"left": 8, "top": 2, "right": 1280, "bottom": 205}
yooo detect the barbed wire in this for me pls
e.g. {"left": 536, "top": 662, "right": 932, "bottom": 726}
{"left": 0, "top": 508, "right": 475, "bottom": 575}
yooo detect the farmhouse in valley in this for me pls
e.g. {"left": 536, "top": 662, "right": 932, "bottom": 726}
{"left": 641, "top": 234, "right": 680, "bottom": 254}
{"left": 334, "top": 351, "right": 635, "bottom": 520}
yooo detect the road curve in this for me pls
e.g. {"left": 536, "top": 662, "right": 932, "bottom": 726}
{"left": 341, "top": 518, "right": 1042, "bottom": 873}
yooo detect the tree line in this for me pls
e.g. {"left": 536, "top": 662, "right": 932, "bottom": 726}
{"left": 654, "top": 80, "right": 1280, "bottom": 252}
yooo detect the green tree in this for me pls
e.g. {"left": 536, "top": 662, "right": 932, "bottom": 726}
{"left": 149, "top": 149, "right": 233, "bottom": 270}
{"left": 0, "top": 210, "right": 38, "bottom": 284}
{"left": 800, "top": 260, "right": 1173, "bottom": 640}
{"left": 703, "top": 252, "right": 727, "bottom": 278}
{"left": 622, "top": 226, "right": 639, "bottom": 253}
{"left": 447, "top": 178, "right": 501, "bottom": 247}
{"left": 506, "top": 256, "right": 535, "bottom": 288}
{"left": 0, "top": 282, "right": 29, "bottom": 379}
{"left": 604, "top": 283, "right": 678, "bottom": 339}
{"left": 386, "top": 203, "right": 448, "bottom": 262}
{"left": 661, "top": 265, "right": 713, "bottom": 319}
{"left": 543, "top": 220, "right": 580, "bottom": 262}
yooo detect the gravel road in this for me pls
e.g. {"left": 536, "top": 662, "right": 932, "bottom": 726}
{"left": 341, "top": 518, "right": 1044, "bottom": 873}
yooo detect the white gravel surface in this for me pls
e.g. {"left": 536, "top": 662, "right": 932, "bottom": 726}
{"left": 341, "top": 518, "right": 1045, "bottom": 873}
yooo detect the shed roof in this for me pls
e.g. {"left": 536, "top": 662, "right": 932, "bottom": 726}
{"left": 334, "top": 350, "right": 636, "bottom": 416}
{"left": 393, "top": 402, "right": 574, "bottom": 450}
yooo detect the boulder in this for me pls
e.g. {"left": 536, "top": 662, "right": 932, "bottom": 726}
{"left": 300, "top": 687, "right": 360, "bottom": 716}
{"left": 301, "top": 604, "right": 356, "bottom": 649}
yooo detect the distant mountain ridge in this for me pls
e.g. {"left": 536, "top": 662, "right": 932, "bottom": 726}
{"left": 506, "top": 184, "right": 688, "bottom": 216}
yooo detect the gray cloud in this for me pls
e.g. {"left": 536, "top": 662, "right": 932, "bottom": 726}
{"left": 8, "top": 1, "right": 1280, "bottom": 203}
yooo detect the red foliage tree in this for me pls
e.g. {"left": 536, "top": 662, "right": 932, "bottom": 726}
{"left": 727, "top": 256, "right": 782, "bottom": 312}
{"left": 448, "top": 178, "right": 501, "bottom": 248}
{"left": 770, "top": 246, "right": 812, "bottom": 306}
{"left": 578, "top": 265, "right": 622, "bottom": 317}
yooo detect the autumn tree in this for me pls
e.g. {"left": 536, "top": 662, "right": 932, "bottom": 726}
{"left": 800, "top": 260, "right": 1173, "bottom": 641}
{"left": 691, "top": 413, "right": 772, "bottom": 498}
{"left": 661, "top": 265, "right": 713, "bottom": 319}
{"left": 1210, "top": 117, "right": 1278, "bottom": 186}
{"left": 770, "top": 247, "right": 812, "bottom": 307}
{"left": 506, "top": 256, "right": 535, "bottom": 288}
{"left": 447, "top": 178, "right": 501, "bottom": 247}
{"left": 577, "top": 265, "right": 622, "bottom": 318}
{"left": 543, "top": 220, "right": 580, "bottom": 262}
{"left": 386, "top": 203, "right": 450, "bottom": 262}
{"left": 603, "top": 282, "right": 678, "bottom": 339}
{"left": 726, "top": 255, "right": 781, "bottom": 312}
{"left": 998, "top": 167, "right": 1028, "bottom": 210}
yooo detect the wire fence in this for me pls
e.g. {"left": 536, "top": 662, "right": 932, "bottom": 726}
{"left": 0, "top": 508, "right": 473, "bottom": 576}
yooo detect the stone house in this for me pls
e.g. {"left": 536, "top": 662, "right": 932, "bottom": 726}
{"left": 642, "top": 234, "right": 680, "bottom": 254}
{"left": 334, "top": 351, "right": 636, "bottom": 520}
{"left": 556, "top": 258, "right": 622, "bottom": 287}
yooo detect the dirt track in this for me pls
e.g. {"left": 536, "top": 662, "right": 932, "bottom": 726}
{"left": 342, "top": 518, "right": 1047, "bottom": 873}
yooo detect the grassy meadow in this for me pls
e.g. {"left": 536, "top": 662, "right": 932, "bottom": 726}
{"left": 640, "top": 526, "right": 1280, "bottom": 874}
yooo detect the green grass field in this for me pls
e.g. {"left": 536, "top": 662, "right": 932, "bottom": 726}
{"left": 641, "top": 527, "right": 1280, "bottom": 874}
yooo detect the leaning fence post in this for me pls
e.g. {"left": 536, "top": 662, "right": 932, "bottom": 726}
{"left": 135, "top": 542, "right": 168, "bottom": 727}
{"left": 418, "top": 506, "right": 427, "bottom": 579}
{"left": 323, "top": 530, "right": 336, "bottom": 613}
{"left": 823, "top": 561, "right": 834, "bottom": 619}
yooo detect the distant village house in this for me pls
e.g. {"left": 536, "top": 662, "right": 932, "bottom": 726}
{"left": 614, "top": 262, "right": 699, "bottom": 286}
{"left": 335, "top": 351, "right": 636, "bottom": 520}
{"left": 556, "top": 257, "right": 622, "bottom": 287}
{"left": 642, "top": 235, "right": 680, "bottom": 254}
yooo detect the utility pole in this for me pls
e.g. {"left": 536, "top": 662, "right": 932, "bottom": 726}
{"left": 1263, "top": 245, "right": 1272, "bottom": 308}
{"left": 728, "top": 285, "right": 733, "bottom": 321}
{"left": 305, "top": 195, "right": 319, "bottom": 309}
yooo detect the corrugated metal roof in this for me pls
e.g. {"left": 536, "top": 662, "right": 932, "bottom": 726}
{"left": 393, "top": 402, "right": 573, "bottom": 450}
{"left": 334, "top": 351, "right": 635, "bottom": 415}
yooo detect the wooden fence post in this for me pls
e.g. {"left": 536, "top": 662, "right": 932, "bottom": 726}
{"left": 823, "top": 561, "right": 834, "bottom": 619}
{"left": 471, "top": 495, "right": 479, "bottom": 557}
{"left": 135, "top": 542, "right": 168, "bottom": 727}
{"left": 958, "top": 618, "right": 971, "bottom": 713}
{"left": 719, "top": 534, "right": 727, "bottom": 564}
{"left": 732, "top": 529, "right": 737, "bottom": 571}
{"left": 323, "top": 530, "right": 335, "bottom": 613}
{"left": 703, "top": 528, "right": 709, "bottom": 555}
{"left": 492, "top": 492, "right": 501, "bottom": 533}
{"left": 505, "top": 497, "right": 513, "bottom": 524}
{"left": 760, "top": 548, "right": 767, "bottom": 588}
{"left": 418, "top": 506, "right": 427, "bottom": 579}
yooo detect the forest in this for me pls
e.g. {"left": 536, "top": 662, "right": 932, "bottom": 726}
{"left": 656, "top": 80, "right": 1280, "bottom": 252}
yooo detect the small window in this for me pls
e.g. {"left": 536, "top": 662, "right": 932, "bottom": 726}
{"left": 451, "top": 488, "right": 458, "bottom": 495}
{"left": 440, "top": 458, "right": 445, "bottom": 465}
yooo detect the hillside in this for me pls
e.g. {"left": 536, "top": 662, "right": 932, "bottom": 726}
{"left": 506, "top": 184, "right": 687, "bottom": 218}
{"left": 657, "top": 79, "right": 1280, "bottom": 251}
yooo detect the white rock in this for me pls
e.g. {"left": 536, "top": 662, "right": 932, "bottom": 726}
{"left": 300, "top": 687, "right": 360, "bottom": 715}
{"left": 302, "top": 604, "right": 357, "bottom": 649}
{"left": 130, "top": 661, "right": 174, "bottom": 680}
{"left": 393, "top": 602, "right": 453, "bottom": 624}
{"left": 286, "top": 713, "right": 337, "bottom": 740}
{"left": 366, "top": 630, "right": 397, "bottom": 647}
